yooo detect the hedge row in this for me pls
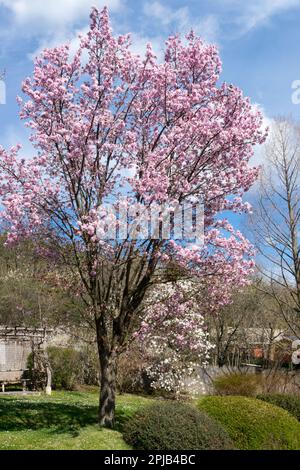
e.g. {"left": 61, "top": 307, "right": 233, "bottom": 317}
{"left": 257, "top": 393, "right": 300, "bottom": 421}
{"left": 198, "top": 396, "right": 300, "bottom": 450}
{"left": 122, "top": 396, "right": 300, "bottom": 450}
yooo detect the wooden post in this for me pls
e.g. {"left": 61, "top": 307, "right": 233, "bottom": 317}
{"left": 45, "top": 361, "right": 52, "bottom": 395}
{"left": 43, "top": 329, "right": 52, "bottom": 395}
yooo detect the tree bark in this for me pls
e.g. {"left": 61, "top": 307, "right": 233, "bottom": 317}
{"left": 98, "top": 346, "right": 118, "bottom": 428}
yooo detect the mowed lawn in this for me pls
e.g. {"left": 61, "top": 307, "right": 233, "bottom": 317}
{"left": 0, "top": 390, "right": 155, "bottom": 450}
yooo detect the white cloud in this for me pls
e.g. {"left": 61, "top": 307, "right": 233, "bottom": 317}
{"left": 195, "top": 15, "right": 220, "bottom": 44}
{"left": 143, "top": 0, "right": 300, "bottom": 43}
{"left": 0, "top": 0, "right": 121, "bottom": 32}
{"left": 242, "top": 0, "right": 300, "bottom": 31}
{"left": 143, "top": 1, "right": 189, "bottom": 29}
{"left": 143, "top": 1, "right": 219, "bottom": 44}
{"left": 219, "top": 0, "right": 300, "bottom": 34}
{"left": 1, "top": 0, "right": 299, "bottom": 58}
{"left": 0, "top": 1, "right": 123, "bottom": 61}
{"left": 29, "top": 12, "right": 165, "bottom": 64}
{"left": 28, "top": 26, "right": 88, "bottom": 61}
{"left": 143, "top": 1, "right": 172, "bottom": 26}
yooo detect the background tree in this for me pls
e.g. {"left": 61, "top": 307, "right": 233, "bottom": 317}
{"left": 251, "top": 119, "right": 300, "bottom": 338}
{"left": 0, "top": 236, "right": 83, "bottom": 328}
{"left": 206, "top": 279, "right": 286, "bottom": 367}
{"left": 0, "top": 8, "right": 265, "bottom": 426}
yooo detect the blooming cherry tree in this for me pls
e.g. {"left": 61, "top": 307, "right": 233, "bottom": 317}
{"left": 0, "top": 7, "right": 266, "bottom": 426}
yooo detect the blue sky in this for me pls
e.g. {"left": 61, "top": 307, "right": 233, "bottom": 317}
{"left": 0, "top": 0, "right": 300, "bottom": 235}
{"left": 1, "top": 0, "right": 300, "bottom": 153}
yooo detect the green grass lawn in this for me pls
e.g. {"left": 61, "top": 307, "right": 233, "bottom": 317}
{"left": 0, "top": 390, "right": 155, "bottom": 450}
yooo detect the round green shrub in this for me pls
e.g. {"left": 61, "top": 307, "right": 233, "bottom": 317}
{"left": 47, "top": 346, "right": 83, "bottom": 390}
{"left": 123, "top": 401, "right": 235, "bottom": 450}
{"left": 198, "top": 396, "right": 300, "bottom": 450}
{"left": 257, "top": 393, "right": 300, "bottom": 421}
{"left": 213, "top": 373, "right": 262, "bottom": 397}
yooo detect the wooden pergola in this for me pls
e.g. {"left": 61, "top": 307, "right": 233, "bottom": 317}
{"left": 0, "top": 326, "right": 52, "bottom": 393}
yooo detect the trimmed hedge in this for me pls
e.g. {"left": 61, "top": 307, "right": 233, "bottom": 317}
{"left": 123, "top": 401, "right": 235, "bottom": 450}
{"left": 198, "top": 396, "right": 300, "bottom": 450}
{"left": 257, "top": 394, "right": 300, "bottom": 421}
{"left": 213, "top": 373, "right": 262, "bottom": 397}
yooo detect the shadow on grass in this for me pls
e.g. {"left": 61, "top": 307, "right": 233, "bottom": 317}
{"left": 0, "top": 399, "right": 137, "bottom": 434}
{"left": 0, "top": 401, "right": 98, "bottom": 433}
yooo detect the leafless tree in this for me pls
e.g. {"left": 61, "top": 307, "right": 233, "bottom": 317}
{"left": 251, "top": 118, "right": 300, "bottom": 338}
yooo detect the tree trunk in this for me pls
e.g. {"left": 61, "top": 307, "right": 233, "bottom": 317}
{"left": 98, "top": 348, "right": 118, "bottom": 428}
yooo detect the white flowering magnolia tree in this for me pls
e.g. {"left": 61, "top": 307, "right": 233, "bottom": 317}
{"left": 137, "top": 281, "right": 213, "bottom": 396}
